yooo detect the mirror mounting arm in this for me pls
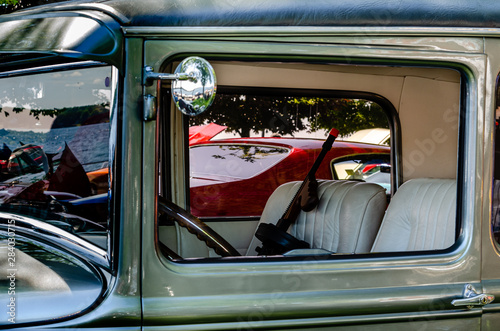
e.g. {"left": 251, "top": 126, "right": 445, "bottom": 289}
{"left": 142, "top": 66, "right": 195, "bottom": 86}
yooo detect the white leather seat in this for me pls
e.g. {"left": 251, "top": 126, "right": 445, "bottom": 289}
{"left": 246, "top": 180, "right": 387, "bottom": 255}
{"left": 370, "top": 178, "right": 456, "bottom": 253}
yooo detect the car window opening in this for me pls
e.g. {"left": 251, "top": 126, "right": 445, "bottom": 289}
{"left": 157, "top": 62, "right": 461, "bottom": 262}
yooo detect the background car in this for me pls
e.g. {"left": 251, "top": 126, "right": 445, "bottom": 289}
{"left": 190, "top": 136, "right": 390, "bottom": 217}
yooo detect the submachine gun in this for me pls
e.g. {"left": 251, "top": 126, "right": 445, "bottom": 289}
{"left": 255, "top": 128, "right": 339, "bottom": 255}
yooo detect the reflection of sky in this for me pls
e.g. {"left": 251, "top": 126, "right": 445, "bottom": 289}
{"left": 172, "top": 59, "right": 215, "bottom": 94}
{"left": 0, "top": 67, "right": 111, "bottom": 132}
{"left": 173, "top": 82, "right": 214, "bottom": 96}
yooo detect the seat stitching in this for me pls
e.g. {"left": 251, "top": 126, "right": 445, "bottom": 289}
{"left": 351, "top": 188, "right": 385, "bottom": 253}
{"left": 419, "top": 181, "right": 443, "bottom": 250}
{"left": 427, "top": 181, "right": 445, "bottom": 250}
{"left": 410, "top": 182, "right": 428, "bottom": 250}
{"left": 335, "top": 181, "right": 356, "bottom": 251}
{"left": 439, "top": 182, "right": 456, "bottom": 248}
{"left": 430, "top": 181, "right": 452, "bottom": 249}
{"left": 431, "top": 181, "right": 448, "bottom": 249}
{"left": 321, "top": 182, "right": 343, "bottom": 251}
{"left": 318, "top": 181, "right": 352, "bottom": 251}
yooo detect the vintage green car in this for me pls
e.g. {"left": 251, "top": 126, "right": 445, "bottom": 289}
{"left": 1, "top": 0, "right": 500, "bottom": 329}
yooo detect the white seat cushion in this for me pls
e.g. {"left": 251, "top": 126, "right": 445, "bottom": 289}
{"left": 371, "top": 178, "right": 456, "bottom": 252}
{"left": 246, "top": 180, "right": 387, "bottom": 255}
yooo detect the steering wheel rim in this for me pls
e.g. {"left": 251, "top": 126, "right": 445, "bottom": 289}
{"left": 158, "top": 196, "right": 240, "bottom": 257}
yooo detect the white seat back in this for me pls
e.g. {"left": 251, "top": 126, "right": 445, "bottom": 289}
{"left": 371, "top": 178, "right": 456, "bottom": 253}
{"left": 246, "top": 180, "right": 387, "bottom": 255}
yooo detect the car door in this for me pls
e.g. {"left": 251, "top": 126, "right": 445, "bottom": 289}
{"left": 139, "top": 35, "right": 484, "bottom": 330}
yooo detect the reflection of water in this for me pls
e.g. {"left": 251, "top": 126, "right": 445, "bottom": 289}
{"left": 0, "top": 123, "right": 109, "bottom": 172}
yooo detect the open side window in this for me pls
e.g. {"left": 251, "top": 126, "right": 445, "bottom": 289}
{"left": 156, "top": 59, "right": 462, "bottom": 262}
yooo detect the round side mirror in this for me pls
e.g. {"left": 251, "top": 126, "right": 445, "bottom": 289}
{"left": 171, "top": 57, "right": 217, "bottom": 116}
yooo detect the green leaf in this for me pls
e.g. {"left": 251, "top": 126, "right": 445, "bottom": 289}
{"left": 0, "top": 0, "right": 19, "bottom": 5}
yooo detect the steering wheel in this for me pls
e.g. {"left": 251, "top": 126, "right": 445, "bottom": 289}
{"left": 158, "top": 196, "right": 240, "bottom": 257}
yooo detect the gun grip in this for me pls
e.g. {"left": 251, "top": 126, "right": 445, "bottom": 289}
{"left": 300, "top": 178, "right": 319, "bottom": 212}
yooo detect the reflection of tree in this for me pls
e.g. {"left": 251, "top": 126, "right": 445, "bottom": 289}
{"left": 191, "top": 58, "right": 212, "bottom": 90}
{"left": 1, "top": 103, "right": 109, "bottom": 126}
{"left": 213, "top": 145, "right": 287, "bottom": 164}
{"left": 190, "top": 94, "right": 388, "bottom": 137}
{"left": 50, "top": 104, "right": 109, "bottom": 128}
{"left": 0, "top": 0, "right": 67, "bottom": 14}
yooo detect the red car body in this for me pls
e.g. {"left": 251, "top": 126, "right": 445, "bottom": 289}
{"left": 189, "top": 137, "right": 390, "bottom": 218}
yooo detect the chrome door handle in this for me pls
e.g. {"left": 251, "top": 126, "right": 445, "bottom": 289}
{"left": 451, "top": 284, "right": 495, "bottom": 309}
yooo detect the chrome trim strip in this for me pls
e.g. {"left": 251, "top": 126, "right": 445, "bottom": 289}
{"left": 0, "top": 60, "right": 107, "bottom": 78}
{"left": 123, "top": 26, "right": 500, "bottom": 37}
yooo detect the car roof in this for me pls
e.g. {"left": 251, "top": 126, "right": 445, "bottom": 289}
{"left": 9, "top": 0, "right": 500, "bottom": 29}
{"left": 1, "top": 0, "right": 500, "bottom": 71}
{"left": 1, "top": 0, "right": 499, "bottom": 71}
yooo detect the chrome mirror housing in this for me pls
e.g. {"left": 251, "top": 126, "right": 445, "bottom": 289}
{"left": 143, "top": 57, "right": 217, "bottom": 119}
{"left": 172, "top": 57, "right": 216, "bottom": 116}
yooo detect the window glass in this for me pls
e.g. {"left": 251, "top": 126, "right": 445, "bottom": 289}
{"left": 0, "top": 66, "right": 112, "bottom": 248}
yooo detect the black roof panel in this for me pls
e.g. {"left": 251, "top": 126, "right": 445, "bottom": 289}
{"left": 6, "top": 0, "right": 500, "bottom": 29}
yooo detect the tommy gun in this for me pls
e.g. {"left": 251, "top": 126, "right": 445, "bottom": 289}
{"left": 255, "top": 128, "right": 339, "bottom": 255}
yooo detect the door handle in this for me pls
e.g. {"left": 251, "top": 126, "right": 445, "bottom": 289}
{"left": 451, "top": 284, "right": 495, "bottom": 309}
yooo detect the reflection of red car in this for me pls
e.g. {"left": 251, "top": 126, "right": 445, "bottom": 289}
{"left": 189, "top": 138, "right": 390, "bottom": 218}
{"left": 0, "top": 144, "right": 47, "bottom": 178}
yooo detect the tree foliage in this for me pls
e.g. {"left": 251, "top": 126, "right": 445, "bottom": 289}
{"left": 190, "top": 93, "right": 388, "bottom": 138}
{"left": 290, "top": 97, "right": 389, "bottom": 136}
{"left": 0, "top": 0, "right": 18, "bottom": 6}
{"left": 0, "top": 0, "right": 66, "bottom": 14}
